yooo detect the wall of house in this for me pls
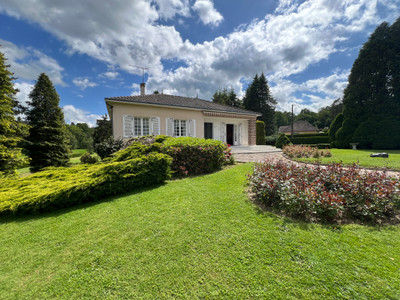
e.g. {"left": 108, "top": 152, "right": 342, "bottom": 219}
{"left": 204, "top": 116, "right": 250, "bottom": 146}
{"left": 112, "top": 102, "right": 205, "bottom": 139}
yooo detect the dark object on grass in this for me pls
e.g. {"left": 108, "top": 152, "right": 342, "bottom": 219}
{"left": 370, "top": 153, "right": 389, "bottom": 158}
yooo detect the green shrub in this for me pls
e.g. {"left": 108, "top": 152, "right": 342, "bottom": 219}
{"left": 109, "top": 142, "right": 162, "bottom": 162}
{"left": 291, "top": 133, "right": 328, "bottom": 138}
{"left": 256, "top": 121, "right": 266, "bottom": 145}
{"left": 0, "top": 153, "right": 171, "bottom": 215}
{"left": 275, "top": 133, "right": 291, "bottom": 149}
{"left": 289, "top": 135, "right": 329, "bottom": 145}
{"left": 265, "top": 135, "right": 278, "bottom": 146}
{"left": 328, "top": 113, "right": 344, "bottom": 147}
{"left": 80, "top": 153, "right": 99, "bottom": 164}
{"left": 161, "top": 137, "right": 227, "bottom": 176}
{"left": 94, "top": 136, "right": 124, "bottom": 159}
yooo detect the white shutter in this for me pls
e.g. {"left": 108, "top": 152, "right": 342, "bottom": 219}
{"left": 188, "top": 119, "right": 196, "bottom": 137}
{"left": 151, "top": 117, "right": 160, "bottom": 135}
{"left": 238, "top": 123, "right": 242, "bottom": 145}
{"left": 123, "top": 115, "right": 133, "bottom": 138}
{"left": 166, "top": 118, "right": 174, "bottom": 136}
{"left": 220, "top": 122, "right": 226, "bottom": 142}
{"left": 234, "top": 124, "right": 238, "bottom": 145}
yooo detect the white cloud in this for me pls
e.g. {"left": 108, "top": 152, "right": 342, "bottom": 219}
{"left": 14, "top": 81, "right": 33, "bottom": 107}
{"left": 0, "top": 39, "right": 65, "bottom": 85}
{"left": 99, "top": 71, "right": 119, "bottom": 80}
{"left": 63, "top": 105, "right": 102, "bottom": 127}
{"left": 72, "top": 77, "right": 97, "bottom": 90}
{"left": 193, "top": 0, "right": 223, "bottom": 26}
{"left": 152, "top": 0, "right": 191, "bottom": 20}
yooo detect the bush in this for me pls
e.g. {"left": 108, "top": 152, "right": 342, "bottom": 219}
{"left": 248, "top": 160, "right": 400, "bottom": 223}
{"left": 289, "top": 135, "right": 329, "bottom": 145}
{"left": 328, "top": 113, "right": 344, "bottom": 147}
{"left": 80, "top": 153, "right": 99, "bottom": 164}
{"left": 0, "top": 153, "right": 171, "bottom": 215}
{"left": 265, "top": 135, "right": 278, "bottom": 146}
{"left": 283, "top": 145, "right": 331, "bottom": 159}
{"left": 160, "top": 137, "right": 227, "bottom": 176}
{"left": 94, "top": 136, "right": 124, "bottom": 159}
{"left": 256, "top": 121, "right": 266, "bottom": 145}
{"left": 275, "top": 133, "right": 291, "bottom": 149}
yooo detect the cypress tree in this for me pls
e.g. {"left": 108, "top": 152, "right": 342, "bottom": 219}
{"left": 0, "top": 51, "right": 28, "bottom": 175}
{"left": 336, "top": 18, "right": 400, "bottom": 149}
{"left": 243, "top": 73, "right": 277, "bottom": 136}
{"left": 26, "top": 73, "right": 70, "bottom": 171}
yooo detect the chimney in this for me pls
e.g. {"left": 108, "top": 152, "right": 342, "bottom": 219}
{"left": 140, "top": 83, "right": 145, "bottom": 96}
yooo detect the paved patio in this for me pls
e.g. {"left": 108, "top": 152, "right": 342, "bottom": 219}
{"left": 230, "top": 145, "right": 282, "bottom": 163}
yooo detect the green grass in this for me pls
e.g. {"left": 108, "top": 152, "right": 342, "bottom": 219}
{"left": 294, "top": 149, "right": 400, "bottom": 170}
{"left": 1, "top": 164, "right": 399, "bottom": 299}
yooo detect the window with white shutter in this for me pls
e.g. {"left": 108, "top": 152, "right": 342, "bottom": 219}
{"left": 166, "top": 118, "right": 174, "bottom": 136}
{"left": 123, "top": 115, "right": 134, "bottom": 138}
{"left": 188, "top": 119, "right": 196, "bottom": 137}
{"left": 151, "top": 117, "right": 160, "bottom": 135}
{"left": 220, "top": 122, "right": 226, "bottom": 142}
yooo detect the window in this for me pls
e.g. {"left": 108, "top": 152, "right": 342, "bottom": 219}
{"left": 134, "top": 117, "right": 150, "bottom": 136}
{"left": 174, "top": 119, "right": 186, "bottom": 137}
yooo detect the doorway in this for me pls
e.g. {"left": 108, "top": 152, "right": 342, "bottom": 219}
{"left": 226, "top": 124, "right": 234, "bottom": 145}
{"left": 204, "top": 122, "right": 213, "bottom": 139}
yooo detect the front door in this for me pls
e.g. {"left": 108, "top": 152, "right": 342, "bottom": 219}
{"left": 204, "top": 122, "right": 213, "bottom": 139}
{"left": 226, "top": 124, "right": 234, "bottom": 145}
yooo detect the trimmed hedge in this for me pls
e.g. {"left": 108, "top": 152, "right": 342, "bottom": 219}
{"left": 275, "top": 133, "right": 291, "bottom": 149}
{"left": 256, "top": 121, "right": 266, "bottom": 145}
{"left": 290, "top": 135, "right": 329, "bottom": 145}
{"left": 0, "top": 153, "right": 171, "bottom": 215}
{"left": 160, "top": 137, "right": 229, "bottom": 176}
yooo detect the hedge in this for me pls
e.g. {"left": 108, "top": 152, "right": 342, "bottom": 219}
{"left": 0, "top": 153, "right": 171, "bottom": 215}
{"left": 256, "top": 121, "right": 266, "bottom": 145}
{"left": 160, "top": 137, "right": 230, "bottom": 176}
{"left": 289, "top": 135, "right": 329, "bottom": 145}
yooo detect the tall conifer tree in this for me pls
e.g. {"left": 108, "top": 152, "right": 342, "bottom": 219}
{"left": 243, "top": 73, "right": 277, "bottom": 135}
{"left": 26, "top": 73, "right": 70, "bottom": 171}
{"left": 336, "top": 18, "right": 400, "bottom": 149}
{"left": 0, "top": 51, "right": 28, "bottom": 175}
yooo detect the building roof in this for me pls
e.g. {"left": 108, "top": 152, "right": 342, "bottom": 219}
{"left": 278, "top": 120, "right": 319, "bottom": 133}
{"left": 105, "top": 94, "right": 261, "bottom": 116}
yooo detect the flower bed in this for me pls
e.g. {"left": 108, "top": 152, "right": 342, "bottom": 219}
{"left": 283, "top": 144, "right": 331, "bottom": 159}
{"left": 248, "top": 160, "right": 400, "bottom": 223}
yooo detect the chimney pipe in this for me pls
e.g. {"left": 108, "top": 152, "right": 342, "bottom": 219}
{"left": 140, "top": 83, "right": 145, "bottom": 96}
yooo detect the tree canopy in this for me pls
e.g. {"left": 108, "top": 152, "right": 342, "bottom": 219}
{"left": 212, "top": 87, "right": 242, "bottom": 108}
{"left": 243, "top": 73, "right": 277, "bottom": 135}
{"left": 0, "top": 50, "right": 28, "bottom": 175}
{"left": 26, "top": 73, "right": 71, "bottom": 171}
{"left": 335, "top": 18, "right": 400, "bottom": 149}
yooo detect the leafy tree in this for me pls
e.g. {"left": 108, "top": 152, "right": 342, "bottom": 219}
{"left": 26, "top": 73, "right": 71, "bottom": 171}
{"left": 336, "top": 18, "right": 400, "bottom": 149}
{"left": 212, "top": 87, "right": 242, "bottom": 107}
{"left": 243, "top": 73, "right": 277, "bottom": 135}
{"left": 0, "top": 51, "right": 28, "bottom": 175}
{"left": 328, "top": 113, "right": 343, "bottom": 147}
{"left": 274, "top": 111, "right": 291, "bottom": 129}
{"left": 93, "top": 115, "right": 112, "bottom": 147}
{"left": 66, "top": 122, "right": 93, "bottom": 150}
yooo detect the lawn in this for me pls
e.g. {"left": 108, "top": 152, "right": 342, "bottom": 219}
{"left": 294, "top": 149, "right": 400, "bottom": 170}
{"left": 1, "top": 163, "right": 399, "bottom": 299}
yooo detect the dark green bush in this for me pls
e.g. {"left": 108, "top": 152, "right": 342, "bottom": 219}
{"left": 265, "top": 135, "right": 278, "bottom": 146}
{"left": 80, "top": 153, "right": 99, "bottom": 164}
{"left": 0, "top": 153, "right": 171, "bottom": 215}
{"left": 291, "top": 133, "right": 328, "bottom": 138}
{"left": 275, "top": 133, "right": 291, "bottom": 149}
{"left": 328, "top": 113, "right": 343, "bottom": 147}
{"left": 256, "top": 121, "right": 266, "bottom": 145}
{"left": 160, "top": 137, "right": 227, "bottom": 176}
{"left": 94, "top": 136, "right": 124, "bottom": 159}
{"left": 289, "top": 135, "right": 329, "bottom": 145}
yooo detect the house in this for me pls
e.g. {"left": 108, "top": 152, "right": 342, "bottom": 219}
{"left": 105, "top": 84, "right": 261, "bottom": 145}
{"left": 278, "top": 120, "right": 319, "bottom": 135}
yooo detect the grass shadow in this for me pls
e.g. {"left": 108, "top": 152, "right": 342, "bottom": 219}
{"left": 0, "top": 183, "right": 166, "bottom": 225}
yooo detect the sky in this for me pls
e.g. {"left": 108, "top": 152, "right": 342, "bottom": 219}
{"left": 0, "top": 0, "right": 399, "bottom": 126}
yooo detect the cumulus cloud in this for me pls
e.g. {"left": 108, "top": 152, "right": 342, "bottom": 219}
{"left": 0, "top": 39, "right": 65, "bottom": 85}
{"left": 99, "top": 71, "right": 119, "bottom": 80}
{"left": 72, "top": 77, "right": 97, "bottom": 90}
{"left": 63, "top": 105, "right": 102, "bottom": 127}
{"left": 193, "top": 0, "right": 223, "bottom": 26}
{"left": 1, "top": 0, "right": 399, "bottom": 112}
{"left": 14, "top": 82, "right": 34, "bottom": 107}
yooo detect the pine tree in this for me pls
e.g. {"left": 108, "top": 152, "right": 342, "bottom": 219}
{"left": 26, "top": 73, "right": 70, "bottom": 171}
{"left": 93, "top": 115, "right": 112, "bottom": 147}
{"left": 336, "top": 18, "right": 400, "bottom": 149}
{"left": 0, "top": 51, "right": 28, "bottom": 175}
{"left": 243, "top": 73, "right": 277, "bottom": 135}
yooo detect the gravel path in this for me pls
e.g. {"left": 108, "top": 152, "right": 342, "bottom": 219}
{"left": 233, "top": 151, "right": 400, "bottom": 178}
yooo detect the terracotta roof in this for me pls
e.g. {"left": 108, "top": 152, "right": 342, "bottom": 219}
{"left": 278, "top": 120, "right": 319, "bottom": 133}
{"left": 105, "top": 94, "right": 261, "bottom": 116}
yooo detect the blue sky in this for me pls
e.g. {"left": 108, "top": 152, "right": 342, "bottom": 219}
{"left": 0, "top": 0, "right": 399, "bottom": 126}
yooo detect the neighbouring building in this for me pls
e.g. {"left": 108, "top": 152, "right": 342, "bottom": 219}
{"left": 105, "top": 84, "right": 261, "bottom": 145}
{"left": 278, "top": 120, "right": 319, "bottom": 135}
